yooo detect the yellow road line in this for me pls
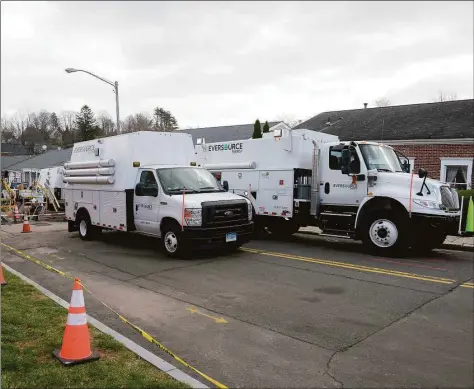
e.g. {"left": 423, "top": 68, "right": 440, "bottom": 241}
{"left": 1, "top": 242, "right": 227, "bottom": 389}
{"left": 186, "top": 307, "right": 228, "bottom": 324}
{"left": 460, "top": 283, "right": 474, "bottom": 289}
{"left": 241, "top": 247, "right": 458, "bottom": 285}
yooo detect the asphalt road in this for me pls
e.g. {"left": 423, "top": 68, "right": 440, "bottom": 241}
{"left": 1, "top": 222, "right": 473, "bottom": 388}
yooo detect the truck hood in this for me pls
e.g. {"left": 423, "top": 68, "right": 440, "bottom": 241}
{"left": 174, "top": 191, "right": 249, "bottom": 208}
{"left": 372, "top": 172, "right": 447, "bottom": 202}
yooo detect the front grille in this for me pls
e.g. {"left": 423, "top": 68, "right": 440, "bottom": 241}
{"left": 202, "top": 200, "right": 248, "bottom": 227}
{"left": 440, "top": 186, "right": 460, "bottom": 210}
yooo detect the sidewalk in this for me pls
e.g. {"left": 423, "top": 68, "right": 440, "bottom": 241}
{"left": 299, "top": 226, "right": 474, "bottom": 252}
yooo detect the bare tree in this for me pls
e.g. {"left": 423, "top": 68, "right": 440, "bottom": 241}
{"left": 12, "top": 112, "right": 30, "bottom": 145}
{"left": 59, "top": 110, "right": 77, "bottom": 132}
{"left": 97, "top": 111, "right": 116, "bottom": 135}
{"left": 276, "top": 114, "right": 301, "bottom": 128}
{"left": 28, "top": 110, "right": 52, "bottom": 141}
{"left": 1, "top": 117, "right": 16, "bottom": 143}
{"left": 123, "top": 113, "right": 153, "bottom": 133}
{"left": 374, "top": 98, "right": 391, "bottom": 107}
{"left": 435, "top": 91, "right": 458, "bottom": 102}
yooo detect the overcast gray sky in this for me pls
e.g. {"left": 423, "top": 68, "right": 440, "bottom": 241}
{"left": 1, "top": 1, "right": 473, "bottom": 128}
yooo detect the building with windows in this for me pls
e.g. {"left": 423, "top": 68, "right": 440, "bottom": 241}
{"left": 294, "top": 99, "right": 474, "bottom": 189}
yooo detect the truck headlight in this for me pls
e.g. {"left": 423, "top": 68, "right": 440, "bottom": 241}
{"left": 248, "top": 203, "right": 253, "bottom": 221}
{"left": 413, "top": 199, "right": 441, "bottom": 209}
{"left": 184, "top": 208, "right": 202, "bottom": 226}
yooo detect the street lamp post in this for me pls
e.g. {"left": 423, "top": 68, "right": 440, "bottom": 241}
{"left": 65, "top": 68, "right": 120, "bottom": 134}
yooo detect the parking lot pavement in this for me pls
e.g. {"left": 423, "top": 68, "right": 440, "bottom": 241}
{"left": 1, "top": 222, "right": 473, "bottom": 388}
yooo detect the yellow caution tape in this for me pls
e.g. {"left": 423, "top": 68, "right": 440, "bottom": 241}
{"left": 1, "top": 242, "right": 227, "bottom": 389}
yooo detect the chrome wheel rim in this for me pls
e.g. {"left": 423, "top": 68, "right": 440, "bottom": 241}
{"left": 79, "top": 220, "right": 87, "bottom": 237}
{"left": 164, "top": 231, "right": 178, "bottom": 253}
{"left": 370, "top": 219, "right": 398, "bottom": 248}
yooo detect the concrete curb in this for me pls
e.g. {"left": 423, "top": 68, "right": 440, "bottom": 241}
{"left": 2, "top": 264, "right": 209, "bottom": 389}
{"left": 296, "top": 230, "right": 474, "bottom": 252}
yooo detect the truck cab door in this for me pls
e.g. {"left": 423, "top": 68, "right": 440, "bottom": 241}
{"left": 134, "top": 170, "right": 160, "bottom": 235}
{"left": 320, "top": 145, "right": 367, "bottom": 208}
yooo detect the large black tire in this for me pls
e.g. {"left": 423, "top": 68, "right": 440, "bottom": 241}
{"left": 77, "top": 212, "right": 101, "bottom": 241}
{"left": 77, "top": 213, "right": 93, "bottom": 241}
{"left": 411, "top": 230, "right": 447, "bottom": 253}
{"left": 362, "top": 211, "right": 408, "bottom": 256}
{"left": 161, "top": 223, "right": 186, "bottom": 258}
{"left": 268, "top": 220, "right": 300, "bottom": 238}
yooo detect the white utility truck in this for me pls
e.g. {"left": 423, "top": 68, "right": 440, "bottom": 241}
{"left": 195, "top": 129, "right": 461, "bottom": 254}
{"left": 64, "top": 131, "right": 254, "bottom": 257}
{"left": 38, "top": 166, "right": 65, "bottom": 209}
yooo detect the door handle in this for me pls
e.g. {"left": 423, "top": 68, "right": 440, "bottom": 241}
{"left": 135, "top": 204, "right": 138, "bottom": 211}
{"left": 324, "top": 182, "right": 330, "bottom": 194}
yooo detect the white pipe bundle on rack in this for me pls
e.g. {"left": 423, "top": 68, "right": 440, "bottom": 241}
{"left": 63, "top": 167, "right": 115, "bottom": 176}
{"left": 201, "top": 162, "right": 256, "bottom": 170}
{"left": 63, "top": 176, "right": 115, "bottom": 184}
{"left": 64, "top": 159, "right": 115, "bottom": 170}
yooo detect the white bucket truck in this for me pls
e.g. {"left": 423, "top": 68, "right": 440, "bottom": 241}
{"left": 38, "top": 166, "right": 65, "bottom": 209}
{"left": 195, "top": 129, "right": 461, "bottom": 254}
{"left": 64, "top": 131, "right": 254, "bottom": 257}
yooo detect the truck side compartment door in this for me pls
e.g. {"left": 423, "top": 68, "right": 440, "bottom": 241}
{"left": 134, "top": 170, "right": 160, "bottom": 235}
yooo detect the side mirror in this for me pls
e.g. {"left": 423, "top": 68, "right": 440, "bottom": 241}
{"left": 418, "top": 168, "right": 427, "bottom": 179}
{"left": 135, "top": 183, "right": 158, "bottom": 197}
{"left": 222, "top": 180, "right": 229, "bottom": 191}
{"left": 135, "top": 183, "right": 144, "bottom": 196}
{"left": 341, "top": 149, "right": 351, "bottom": 175}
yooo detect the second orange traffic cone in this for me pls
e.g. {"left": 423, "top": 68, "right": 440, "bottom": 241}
{"left": 21, "top": 215, "right": 31, "bottom": 233}
{"left": 53, "top": 279, "right": 99, "bottom": 365}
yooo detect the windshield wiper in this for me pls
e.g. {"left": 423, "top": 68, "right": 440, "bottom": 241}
{"left": 377, "top": 168, "right": 392, "bottom": 172}
{"left": 167, "top": 188, "right": 199, "bottom": 194}
{"left": 199, "top": 186, "right": 224, "bottom": 192}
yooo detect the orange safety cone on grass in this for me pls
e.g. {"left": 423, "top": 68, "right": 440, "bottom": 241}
{"left": 0, "top": 264, "right": 7, "bottom": 286}
{"left": 21, "top": 215, "right": 31, "bottom": 233}
{"left": 53, "top": 279, "right": 99, "bottom": 365}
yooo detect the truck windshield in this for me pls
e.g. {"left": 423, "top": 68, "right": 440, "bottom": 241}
{"left": 157, "top": 167, "right": 224, "bottom": 194}
{"left": 359, "top": 144, "right": 403, "bottom": 172}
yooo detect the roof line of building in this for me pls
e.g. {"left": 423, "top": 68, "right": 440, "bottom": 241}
{"left": 315, "top": 99, "right": 474, "bottom": 115}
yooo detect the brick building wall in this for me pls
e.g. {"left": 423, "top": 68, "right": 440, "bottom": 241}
{"left": 391, "top": 143, "right": 474, "bottom": 188}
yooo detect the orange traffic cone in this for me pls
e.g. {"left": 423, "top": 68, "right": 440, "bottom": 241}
{"left": 0, "top": 264, "right": 7, "bottom": 286}
{"left": 21, "top": 215, "right": 31, "bottom": 233}
{"left": 53, "top": 279, "right": 99, "bottom": 365}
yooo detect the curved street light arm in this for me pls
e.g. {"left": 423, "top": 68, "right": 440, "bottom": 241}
{"left": 74, "top": 69, "right": 115, "bottom": 87}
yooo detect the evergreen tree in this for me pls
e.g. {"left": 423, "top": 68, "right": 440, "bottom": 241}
{"left": 263, "top": 121, "right": 270, "bottom": 133}
{"left": 252, "top": 119, "right": 262, "bottom": 139}
{"left": 153, "top": 107, "right": 178, "bottom": 131}
{"left": 75, "top": 105, "right": 100, "bottom": 141}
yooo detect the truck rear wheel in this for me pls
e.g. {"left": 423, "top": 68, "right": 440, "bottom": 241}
{"left": 363, "top": 211, "right": 407, "bottom": 256}
{"left": 77, "top": 212, "right": 101, "bottom": 241}
{"left": 268, "top": 220, "right": 300, "bottom": 238}
{"left": 162, "top": 223, "right": 186, "bottom": 258}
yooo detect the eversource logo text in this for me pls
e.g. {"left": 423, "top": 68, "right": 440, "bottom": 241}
{"left": 208, "top": 143, "right": 243, "bottom": 153}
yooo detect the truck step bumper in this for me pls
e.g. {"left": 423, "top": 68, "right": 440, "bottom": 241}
{"left": 182, "top": 222, "right": 254, "bottom": 247}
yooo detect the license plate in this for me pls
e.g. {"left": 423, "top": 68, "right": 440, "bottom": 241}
{"left": 226, "top": 232, "right": 237, "bottom": 242}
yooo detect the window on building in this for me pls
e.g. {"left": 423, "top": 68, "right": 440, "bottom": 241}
{"left": 440, "top": 158, "right": 472, "bottom": 190}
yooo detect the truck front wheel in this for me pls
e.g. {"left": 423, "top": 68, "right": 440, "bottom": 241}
{"left": 162, "top": 224, "right": 186, "bottom": 258}
{"left": 363, "top": 212, "right": 407, "bottom": 256}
